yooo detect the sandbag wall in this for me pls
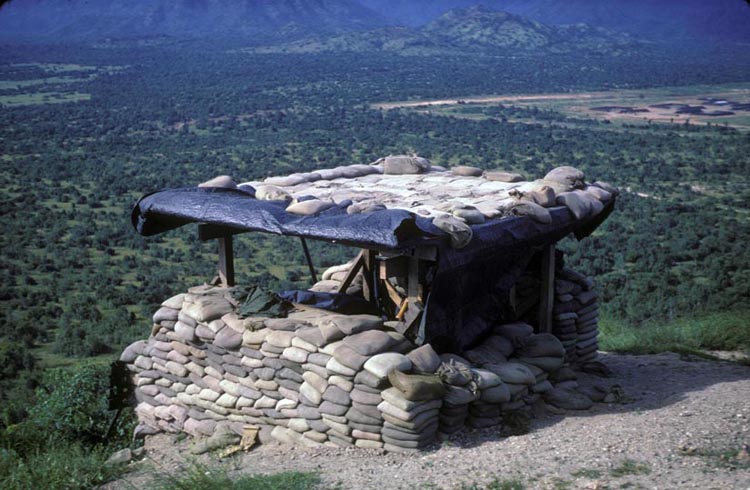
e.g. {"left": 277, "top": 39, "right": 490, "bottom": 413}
{"left": 122, "top": 283, "right": 601, "bottom": 451}
{"left": 508, "top": 256, "right": 601, "bottom": 365}
{"left": 551, "top": 268, "right": 600, "bottom": 364}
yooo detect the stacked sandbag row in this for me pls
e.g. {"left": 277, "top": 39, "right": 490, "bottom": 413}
{"left": 309, "top": 261, "right": 363, "bottom": 296}
{"left": 552, "top": 267, "right": 600, "bottom": 364}
{"left": 121, "top": 282, "right": 605, "bottom": 451}
{"left": 121, "top": 284, "right": 452, "bottom": 452}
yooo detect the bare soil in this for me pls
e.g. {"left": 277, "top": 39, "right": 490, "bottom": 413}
{"left": 106, "top": 352, "right": 750, "bottom": 490}
{"left": 373, "top": 86, "right": 750, "bottom": 130}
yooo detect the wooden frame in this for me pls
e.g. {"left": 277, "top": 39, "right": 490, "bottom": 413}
{"left": 538, "top": 244, "right": 555, "bottom": 333}
{"left": 217, "top": 236, "right": 235, "bottom": 287}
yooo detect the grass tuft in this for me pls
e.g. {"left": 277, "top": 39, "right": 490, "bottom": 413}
{"left": 571, "top": 468, "right": 602, "bottom": 479}
{"left": 150, "top": 461, "right": 320, "bottom": 490}
{"left": 462, "top": 478, "right": 525, "bottom": 490}
{"left": 0, "top": 442, "right": 124, "bottom": 490}
{"left": 599, "top": 310, "right": 750, "bottom": 355}
{"left": 609, "top": 459, "right": 651, "bottom": 478}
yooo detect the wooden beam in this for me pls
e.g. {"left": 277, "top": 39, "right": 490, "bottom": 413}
{"left": 407, "top": 256, "right": 421, "bottom": 301}
{"left": 218, "top": 236, "right": 235, "bottom": 287}
{"left": 361, "top": 249, "right": 377, "bottom": 302}
{"left": 538, "top": 244, "right": 555, "bottom": 333}
{"left": 299, "top": 237, "right": 317, "bottom": 285}
{"left": 337, "top": 250, "right": 365, "bottom": 294}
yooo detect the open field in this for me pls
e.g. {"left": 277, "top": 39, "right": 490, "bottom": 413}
{"left": 0, "top": 91, "right": 91, "bottom": 106}
{"left": 374, "top": 83, "right": 750, "bottom": 130}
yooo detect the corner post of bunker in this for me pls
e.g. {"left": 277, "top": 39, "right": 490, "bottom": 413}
{"left": 122, "top": 157, "right": 618, "bottom": 451}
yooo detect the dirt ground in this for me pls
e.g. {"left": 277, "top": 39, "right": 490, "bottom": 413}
{"left": 106, "top": 352, "right": 750, "bottom": 489}
{"left": 373, "top": 85, "right": 750, "bottom": 130}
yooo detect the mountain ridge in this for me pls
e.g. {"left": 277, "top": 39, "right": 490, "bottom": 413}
{"left": 0, "top": 0, "right": 389, "bottom": 42}
{"left": 359, "top": 0, "right": 750, "bottom": 43}
{"left": 253, "top": 5, "right": 636, "bottom": 55}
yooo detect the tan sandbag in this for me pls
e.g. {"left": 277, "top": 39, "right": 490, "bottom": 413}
{"left": 387, "top": 370, "right": 446, "bottom": 401}
{"left": 492, "top": 322, "right": 534, "bottom": 342}
{"left": 383, "top": 155, "right": 431, "bottom": 175}
{"left": 485, "top": 171, "right": 524, "bottom": 182}
{"left": 347, "top": 202, "right": 387, "bottom": 214}
{"left": 286, "top": 199, "right": 335, "bottom": 216}
{"left": 585, "top": 185, "right": 612, "bottom": 202}
{"left": 592, "top": 181, "right": 619, "bottom": 196}
{"left": 314, "top": 168, "right": 345, "bottom": 180}
{"left": 432, "top": 215, "right": 473, "bottom": 248}
{"left": 198, "top": 175, "right": 237, "bottom": 189}
{"left": 330, "top": 314, "right": 383, "bottom": 335}
{"left": 452, "top": 206, "right": 485, "bottom": 224}
{"left": 484, "top": 362, "right": 535, "bottom": 385}
{"left": 264, "top": 174, "right": 308, "bottom": 187}
{"left": 507, "top": 201, "right": 552, "bottom": 224}
{"left": 523, "top": 185, "right": 556, "bottom": 207}
{"left": 544, "top": 166, "right": 585, "bottom": 189}
{"left": 515, "top": 333, "right": 565, "bottom": 358}
{"left": 451, "top": 165, "right": 483, "bottom": 177}
{"left": 555, "top": 191, "right": 590, "bottom": 220}
{"left": 517, "top": 355, "right": 565, "bottom": 372}
{"left": 573, "top": 189, "right": 604, "bottom": 216}
{"left": 407, "top": 344, "right": 442, "bottom": 374}
{"left": 255, "top": 185, "right": 292, "bottom": 201}
{"left": 480, "top": 382, "right": 511, "bottom": 403}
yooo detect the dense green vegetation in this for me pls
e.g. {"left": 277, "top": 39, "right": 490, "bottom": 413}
{"left": 1, "top": 39, "right": 749, "bottom": 487}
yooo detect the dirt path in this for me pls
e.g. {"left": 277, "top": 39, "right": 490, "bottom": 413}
{"left": 372, "top": 93, "right": 609, "bottom": 110}
{"left": 108, "top": 353, "right": 750, "bottom": 489}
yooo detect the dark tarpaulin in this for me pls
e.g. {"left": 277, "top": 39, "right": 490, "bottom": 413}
{"left": 131, "top": 187, "right": 614, "bottom": 352}
{"left": 132, "top": 187, "right": 442, "bottom": 250}
{"left": 425, "top": 202, "right": 614, "bottom": 353}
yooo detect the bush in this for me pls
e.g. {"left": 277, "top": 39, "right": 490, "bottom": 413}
{"left": 0, "top": 361, "right": 134, "bottom": 489}
{"left": 27, "top": 361, "right": 134, "bottom": 445}
{"left": 0, "top": 441, "right": 121, "bottom": 490}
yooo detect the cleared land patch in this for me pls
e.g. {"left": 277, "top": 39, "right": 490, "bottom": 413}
{"left": 373, "top": 83, "right": 750, "bottom": 130}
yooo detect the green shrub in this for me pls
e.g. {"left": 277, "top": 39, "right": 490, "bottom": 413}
{"left": 0, "top": 361, "right": 134, "bottom": 488}
{"left": 0, "top": 441, "right": 121, "bottom": 490}
{"left": 26, "top": 361, "right": 134, "bottom": 446}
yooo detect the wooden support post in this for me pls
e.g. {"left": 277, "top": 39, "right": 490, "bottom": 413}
{"left": 338, "top": 250, "right": 365, "bottom": 294}
{"left": 397, "top": 256, "right": 423, "bottom": 334}
{"left": 407, "top": 256, "right": 421, "bottom": 301}
{"left": 361, "top": 249, "right": 377, "bottom": 302}
{"left": 217, "top": 236, "right": 235, "bottom": 287}
{"left": 538, "top": 244, "right": 555, "bottom": 333}
{"left": 299, "top": 237, "right": 317, "bottom": 285}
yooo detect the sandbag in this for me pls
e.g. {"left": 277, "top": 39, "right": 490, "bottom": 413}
{"left": 544, "top": 166, "right": 585, "bottom": 189}
{"left": 388, "top": 370, "right": 446, "bottom": 401}
{"left": 255, "top": 185, "right": 292, "bottom": 201}
{"left": 507, "top": 201, "right": 552, "bottom": 224}
{"left": 432, "top": 215, "right": 473, "bottom": 248}
{"left": 451, "top": 165, "right": 483, "bottom": 177}
{"left": 198, "top": 175, "right": 237, "bottom": 189}
{"left": 286, "top": 199, "right": 334, "bottom": 216}
{"left": 485, "top": 171, "right": 523, "bottom": 182}
{"left": 383, "top": 155, "right": 431, "bottom": 175}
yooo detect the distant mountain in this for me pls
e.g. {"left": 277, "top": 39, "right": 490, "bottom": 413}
{"left": 0, "top": 0, "right": 388, "bottom": 42}
{"left": 359, "top": 0, "right": 750, "bottom": 43}
{"left": 255, "top": 6, "right": 634, "bottom": 55}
